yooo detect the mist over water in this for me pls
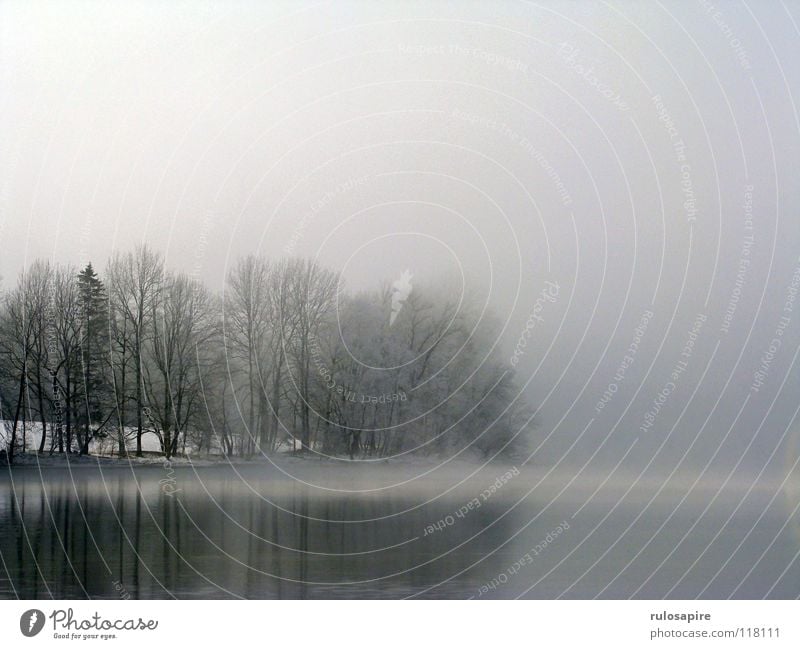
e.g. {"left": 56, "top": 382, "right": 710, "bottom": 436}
{"left": 3, "top": 462, "right": 799, "bottom": 599}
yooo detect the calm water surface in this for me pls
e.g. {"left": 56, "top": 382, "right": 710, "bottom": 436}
{"left": 1, "top": 461, "right": 799, "bottom": 598}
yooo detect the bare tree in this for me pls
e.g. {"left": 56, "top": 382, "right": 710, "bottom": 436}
{"left": 285, "top": 259, "right": 339, "bottom": 453}
{"left": 145, "top": 272, "right": 218, "bottom": 458}
{"left": 262, "top": 259, "right": 300, "bottom": 452}
{"left": 51, "top": 265, "right": 82, "bottom": 453}
{"left": 106, "top": 246, "right": 164, "bottom": 456}
{"left": 224, "top": 255, "right": 271, "bottom": 456}
{"left": 0, "top": 264, "right": 48, "bottom": 460}
{"left": 19, "top": 261, "right": 54, "bottom": 454}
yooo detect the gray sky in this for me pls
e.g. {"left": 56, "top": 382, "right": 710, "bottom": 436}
{"left": 1, "top": 1, "right": 799, "bottom": 473}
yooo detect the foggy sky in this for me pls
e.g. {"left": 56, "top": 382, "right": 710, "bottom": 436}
{"left": 1, "top": 1, "right": 799, "bottom": 475}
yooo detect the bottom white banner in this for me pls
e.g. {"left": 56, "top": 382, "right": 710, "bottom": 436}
{"left": 0, "top": 600, "right": 796, "bottom": 648}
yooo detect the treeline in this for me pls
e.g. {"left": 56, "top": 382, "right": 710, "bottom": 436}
{"left": 0, "top": 246, "right": 531, "bottom": 462}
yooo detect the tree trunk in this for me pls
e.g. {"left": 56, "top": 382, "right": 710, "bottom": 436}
{"left": 84, "top": 324, "right": 92, "bottom": 449}
{"left": 135, "top": 344, "right": 143, "bottom": 457}
{"left": 8, "top": 366, "right": 27, "bottom": 464}
{"left": 54, "top": 373, "right": 63, "bottom": 454}
{"left": 269, "top": 361, "right": 282, "bottom": 452}
{"left": 36, "top": 368, "right": 47, "bottom": 453}
{"left": 162, "top": 381, "right": 172, "bottom": 459}
{"left": 117, "top": 346, "right": 127, "bottom": 456}
{"left": 248, "top": 346, "right": 256, "bottom": 458}
{"left": 21, "top": 391, "right": 27, "bottom": 453}
{"left": 300, "top": 340, "right": 311, "bottom": 452}
{"left": 64, "top": 372, "right": 72, "bottom": 453}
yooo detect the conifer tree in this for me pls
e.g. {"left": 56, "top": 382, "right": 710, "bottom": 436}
{"left": 77, "top": 262, "right": 109, "bottom": 454}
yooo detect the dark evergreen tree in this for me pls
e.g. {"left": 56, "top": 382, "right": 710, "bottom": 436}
{"left": 76, "top": 262, "right": 110, "bottom": 454}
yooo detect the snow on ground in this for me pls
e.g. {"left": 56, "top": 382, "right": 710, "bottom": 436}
{"left": 1, "top": 420, "right": 168, "bottom": 455}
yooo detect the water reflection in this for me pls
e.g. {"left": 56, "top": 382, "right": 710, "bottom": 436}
{"left": 0, "top": 466, "right": 522, "bottom": 598}
{"left": 1, "top": 465, "right": 799, "bottom": 599}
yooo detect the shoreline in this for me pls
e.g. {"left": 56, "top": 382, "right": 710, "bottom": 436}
{"left": 0, "top": 450, "right": 492, "bottom": 470}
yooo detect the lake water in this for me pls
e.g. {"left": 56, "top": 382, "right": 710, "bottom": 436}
{"left": 1, "top": 461, "right": 799, "bottom": 599}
